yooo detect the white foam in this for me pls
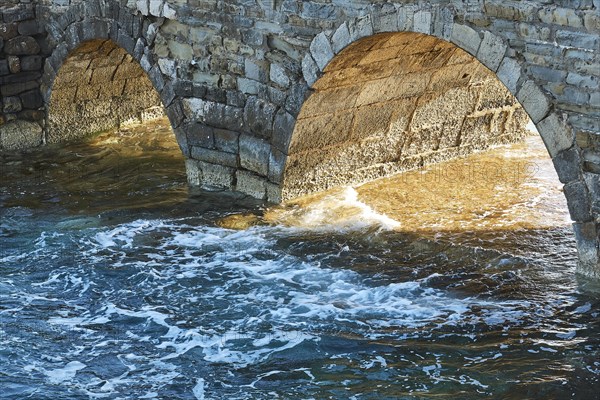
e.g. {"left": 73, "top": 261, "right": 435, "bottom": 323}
{"left": 44, "top": 361, "right": 86, "bottom": 384}
{"left": 193, "top": 378, "right": 205, "bottom": 399}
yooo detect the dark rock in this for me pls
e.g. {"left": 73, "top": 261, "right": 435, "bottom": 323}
{"left": 20, "top": 55, "right": 42, "bottom": 71}
{"left": 4, "top": 35, "right": 40, "bottom": 55}
{"left": 243, "top": 96, "right": 276, "bottom": 138}
{"left": 17, "top": 20, "right": 44, "bottom": 36}
{"left": 7, "top": 56, "right": 20, "bottom": 73}
{"left": 553, "top": 147, "right": 582, "bottom": 184}
{"left": 0, "top": 71, "right": 41, "bottom": 85}
{"left": 19, "top": 89, "right": 43, "bottom": 109}
{"left": 1, "top": 80, "right": 38, "bottom": 96}
{"left": 2, "top": 6, "right": 35, "bottom": 23}
{"left": 2, "top": 96, "right": 22, "bottom": 113}
{"left": 18, "top": 109, "right": 45, "bottom": 122}
{"left": 0, "top": 60, "right": 9, "bottom": 76}
{"left": 0, "top": 23, "right": 18, "bottom": 40}
{"left": 564, "top": 181, "right": 593, "bottom": 222}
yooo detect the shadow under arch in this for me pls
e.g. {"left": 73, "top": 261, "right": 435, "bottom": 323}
{"left": 282, "top": 31, "right": 530, "bottom": 200}
{"left": 46, "top": 38, "right": 165, "bottom": 143}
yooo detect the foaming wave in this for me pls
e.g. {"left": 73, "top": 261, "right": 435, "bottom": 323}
{"left": 263, "top": 187, "right": 400, "bottom": 232}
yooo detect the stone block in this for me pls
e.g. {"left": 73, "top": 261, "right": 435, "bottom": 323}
{"left": 496, "top": 57, "right": 521, "bottom": 94}
{"left": 413, "top": 11, "right": 431, "bottom": 34}
{"left": 191, "top": 146, "right": 238, "bottom": 168}
{"left": 183, "top": 121, "right": 214, "bottom": 148}
{"left": 20, "top": 55, "right": 42, "bottom": 71}
{"left": 237, "top": 77, "right": 261, "bottom": 95}
{"left": 186, "top": 159, "right": 235, "bottom": 189}
{"left": 573, "top": 222, "right": 600, "bottom": 279}
{"left": 564, "top": 180, "right": 592, "bottom": 222}
{"left": 301, "top": 53, "right": 319, "bottom": 87}
{"left": 2, "top": 96, "right": 22, "bottom": 113}
{"left": 566, "top": 72, "right": 599, "bottom": 89}
{"left": 17, "top": 20, "right": 43, "bottom": 36}
{"left": 538, "top": 113, "right": 575, "bottom": 158}
{"left": 539, "top": 7, "right": 583, "bottom": 28}
{"left": 243, "top": 96, "right": 276, "bottom": 138}
{"left": 310, "top": 32, "right": 334, "bottom": 71}
{"left": 272, "top": 110, "right": 296, "bottom": 153}
{"left": 266, "top": 182, "right": 282, "bottom": 204}
{"left": 450, "top": 23, "right": 481, "bottom": 56}
{"left": 4, "top": 35, "right": 40, "bottom": 55}
{"left": 0, "top": 23, "right": 18, "bottom": 40}
{"left": 19, "top": 89, "right": 42, "bottom": 109}
{"left": 0, "top": 60, "right": 8, "bottom": 76}
{"left": 268, "top": 148, "right": 286, "bottom": 184}
{"left": 0, "top": 119, "right": 42, "bottom": 150}
{"left": 516, "top": 80, "right": 550, "bottom": 123}
{"left": 374, "top": 7, "right": 399, "bottom": 33}
{"left": 477, "top": 32, "right": 506, "bottom": 71}
{"left": 7, "top": 56, "right": 20, "bottom": 73}
{"left": 214, "top": 129, "right": 239, "bottom": 153}
{"left": 331, "top": 22, "right": 350, "bottom": 54}
{"left": 269, "top": 63, "right": 290, "bottom": 88}
{"left": 239, "top": 133, "right": 270, "bottom": 176}
{"left": 348, "top": 15, "right": 373, "bottom": 42}
{"left": 236, "top": 170, "right": 267, "bottom": 200}
{"left": 552, "top": 146, "right": 581, "bottom": 184}
{"left": 244, "top": 58, "right": 267, "bottom": 82}
{"left": 2, "top": 6, "right": 34, "bottom": 23}
{"left": 1, "top": 79, "right": 38, "bottom": 97}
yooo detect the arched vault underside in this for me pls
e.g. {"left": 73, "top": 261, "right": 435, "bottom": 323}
{"left": 47, "top": 39, "right": 164, "bottom": 143}
{"left": 281, "top": 32, "right": 529, "bottom": 200}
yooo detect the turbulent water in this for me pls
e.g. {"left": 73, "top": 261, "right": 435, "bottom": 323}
{"left": 1, "top": 119, "right": 599, "bottom": 399}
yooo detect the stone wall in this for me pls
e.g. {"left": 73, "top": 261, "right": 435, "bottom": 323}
{"left": 0, "top": 2, "right": 45, "bottom": 150}
{"left": 282, "top": 32, "right": 529, "bottom": 199}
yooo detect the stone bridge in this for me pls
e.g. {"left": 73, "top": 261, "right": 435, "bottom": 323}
{"left": 0, "top": 0, "right": 598, "bottom": 277}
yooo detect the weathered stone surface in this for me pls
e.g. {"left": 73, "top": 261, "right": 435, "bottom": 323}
{"left": 236, "top": 170, "right": 267, "bottom": 200}
{"left": 243, "top": 97, "right": 276, "bottom": 138}
{"left": 553, "top": 147, "right": 581, "bottom": 184}
{"left": 573, "top": 222, "right": 600, "bottom": 279}
{"left": 191, "top": 146, "right": 238, "bottom": 168}
{"left": 302, "top": 53, "right": 319, "bottom": 87}
{"left": 0, "top": 119, "right": 42, "bottom": 150}
{"left": 537, "top": 113, "right": 574, "bottom": 158}
{"left": 517, "top": 80, "right": 550, "bottom": 123}
{"left": 450, "top": 23, "right": 481, "bottom": 55}
{"left": 0, "top": 23, "right": 18, "bottom": 40}
{"left": 7, "top": 56, "right": 20, "bottom": 74}
{"left": 309, "top": 32, "right": 334, "bottom": 71}
{"left": 2, "top": 96, "right": 22, "bottom": 113}
{"left": 239, "top": 134, "right": 270, "bottom": 176}
{"left": 186, "top": 159, "right": 235, "bottom": 189}
{"left": 564, "top": 180, "right": 592, "bottom": 222}
{"left": 4, "top": 35, "right": 40, "bottom": 55}
{"left": 477, "top": 32, "right": 506, "bottom": 71}
{"left": 20, "top": 55, "right": 42, "bottom": 71}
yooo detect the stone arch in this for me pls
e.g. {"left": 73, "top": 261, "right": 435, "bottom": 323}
{"left": 39, "top": 2, "right": 186, "bottom": 148}
{"left": 276, "top": 12, "right": 597, "bottom": 277}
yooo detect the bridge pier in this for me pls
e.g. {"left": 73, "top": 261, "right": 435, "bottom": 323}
{"left": 0, "top": 0, "right": 598, "bottom": 277}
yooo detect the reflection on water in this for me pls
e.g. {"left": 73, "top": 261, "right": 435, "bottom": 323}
{"left": 1, "top": 119, "right": 599, "bottom": 399}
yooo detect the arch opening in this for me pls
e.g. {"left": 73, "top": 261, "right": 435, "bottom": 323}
{"left": 47, "top": 39, "right": 165, "bottom": 143}
{"left": 282, "top": 32, "right": 531, "bottom": 200}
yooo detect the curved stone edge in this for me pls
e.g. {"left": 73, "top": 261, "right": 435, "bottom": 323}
{"left": 39, "top": 2, "right": 185, "bottom": 152}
